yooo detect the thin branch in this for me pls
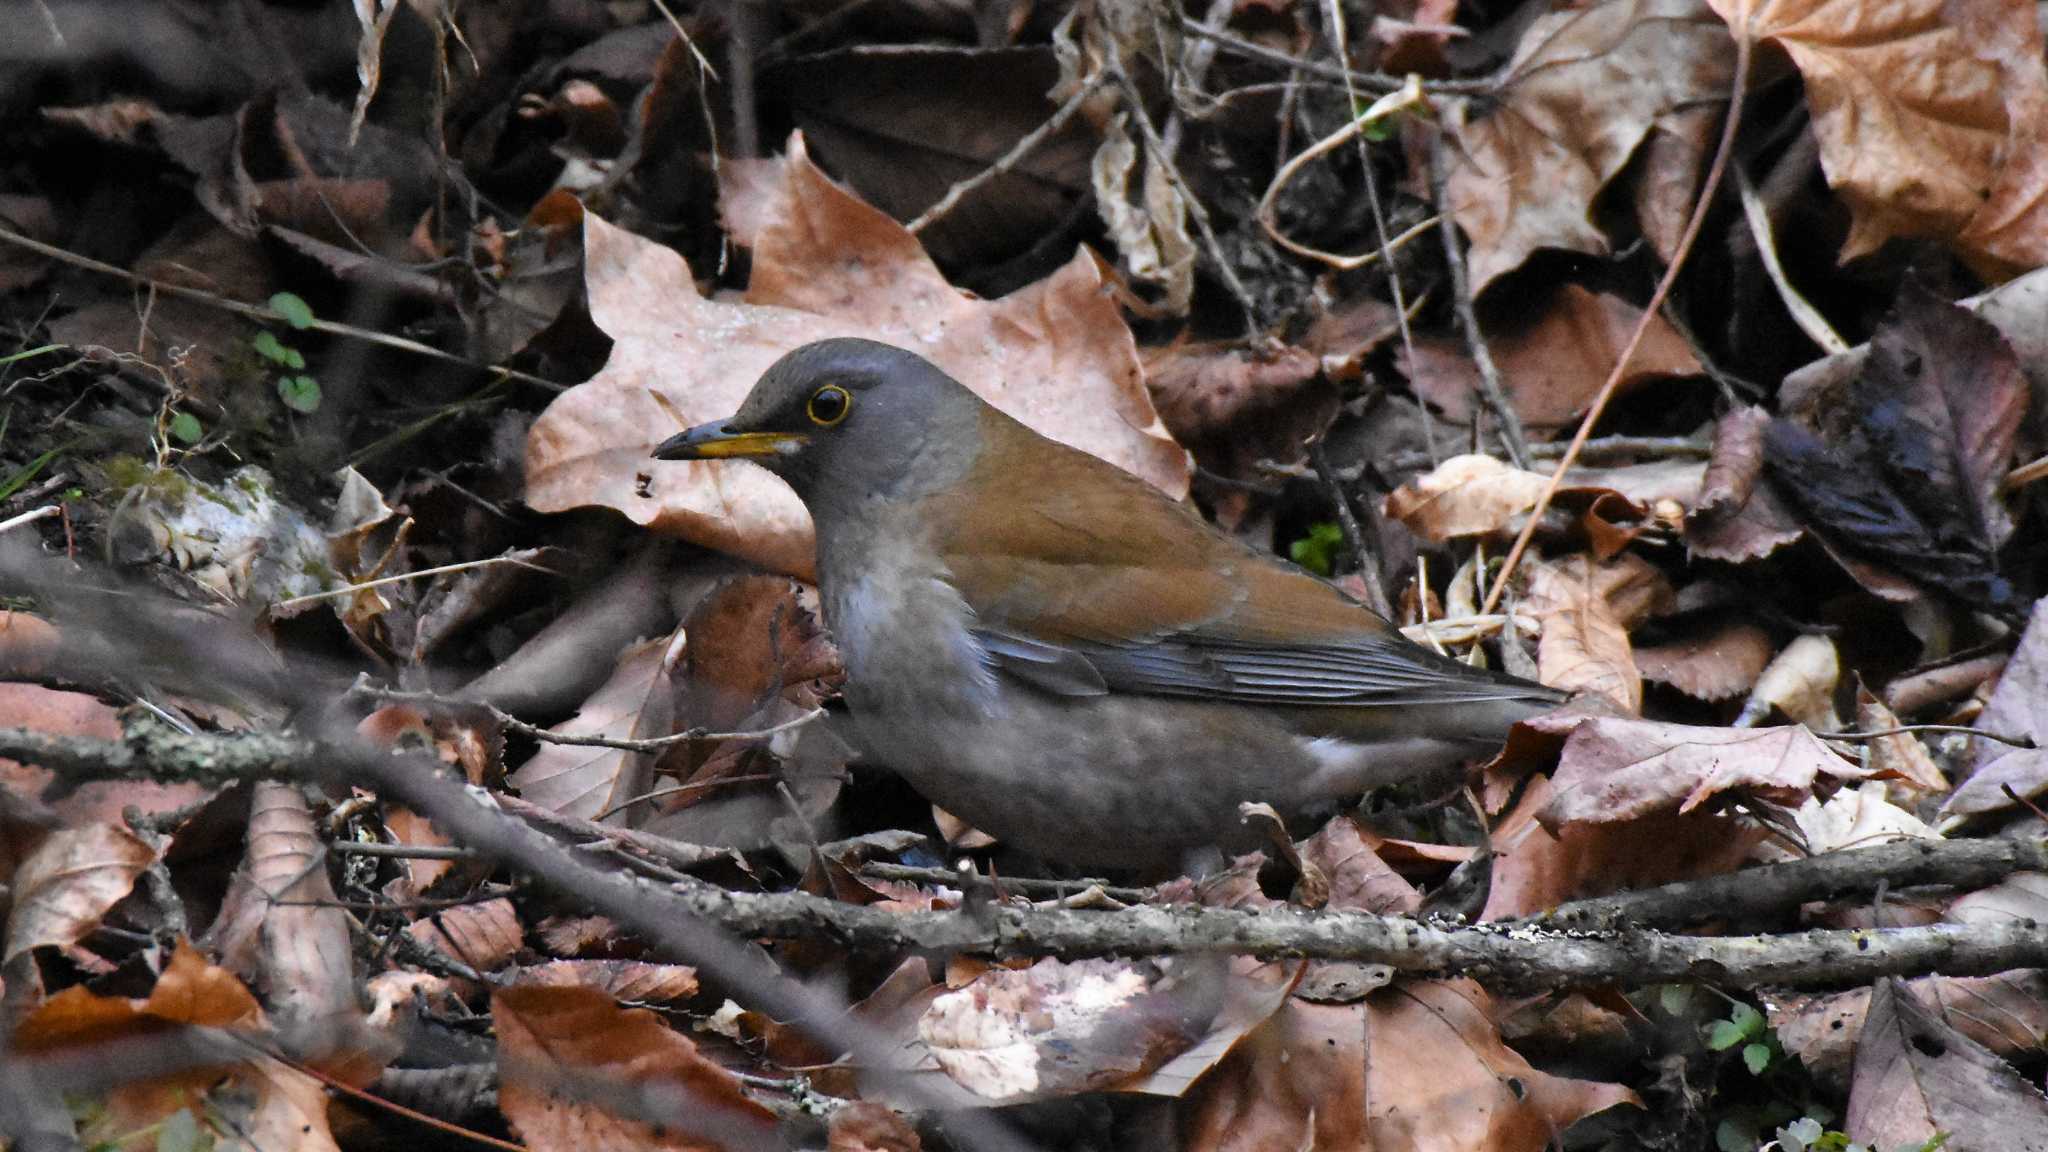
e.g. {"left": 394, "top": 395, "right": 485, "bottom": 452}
{"left": 1177, "top": 18, "right": 1491, "bottom": 96}
{"left": 1431, "top": 136, "right": 1530, "bottom": 467}
{"left": 1481, "top": 29, "right": 1752, "bottom": 616}
{"left": 273, "top": 549, "right": 555, "bottom": 610}
{"left": 19, "top": 723, "right": 2048, "bottom": 992}
{"left": 908, "top": 74, "right": 1103, "bottom": 235}
{"left": 352, "top": 680, "right": 827, "bottom": 754}
{"left": 1541, "top": 837, "right": 2048, "bottom": 931}
{"left": 1310, "top": 437, "right": 1392, "bottom": 618}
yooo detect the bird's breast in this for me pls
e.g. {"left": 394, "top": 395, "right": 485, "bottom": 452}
{"left": 820, "top": 549, "right": 997, "bottom": 724}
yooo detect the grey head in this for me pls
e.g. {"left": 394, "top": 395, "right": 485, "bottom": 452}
{"left": 651, "top": 338, "right": 985, "bottom": 514}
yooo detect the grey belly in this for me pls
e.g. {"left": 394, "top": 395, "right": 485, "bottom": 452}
{"left": 847, "top": 682, "right": 1345, "bottom": 871}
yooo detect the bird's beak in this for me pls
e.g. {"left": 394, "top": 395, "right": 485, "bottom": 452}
{"left": 652, "top": 421, "right": 809, "bottom": 461}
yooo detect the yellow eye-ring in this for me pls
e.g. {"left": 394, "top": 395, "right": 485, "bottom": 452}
{"left": 807, "top": 384, "right": 852, "bottom": 426}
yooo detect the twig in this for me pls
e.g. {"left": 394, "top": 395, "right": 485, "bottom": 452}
{"left": 1819, "top": 724, "right": 2032, "bottom": 749}
{"left": 856, "top": 861, "right": 1155, "bottom": 905}
{"left": 1104, "top": 49, "right": 1265, "bottom": 340}
{"left": 1431, "top": 136, "right": 1530, "bottom": 468}
{"left": 352, "top": 680, "right": 828, "bottom": 754}
{"left": 1309, "top": 437, "right": 1392, "bottom": 618}
{"left": 1380, "top": 435, "right": 1712, "bottom": 474}
{"left": 22, "top": 723, "right": 2048, "bottom": 992}
{"left": 908, "top": 74, "right": 1103, "bottom": 236}
{"left": 327, "top": 841, "right": 479, "bottom": 861}
{"left": 1540, "top": 837, "right": 2048, "bottom": 931}
{"left": 1255, "top": 77, "right": 1429, "bottom": 271}
{"left": 272, "top": 549, "right": 555, "bottom": 610}
{"left": 1480, "top": 28, "right": 1753, "bottom": 616}
{"left": 0, "top": 505, "right": 61, "bottom": 535}
{"left": 0, "top": 226, "right": 564, "bottom": 392}
{"left": 1176, "top": 18, "right": 1491, "bottom": 96}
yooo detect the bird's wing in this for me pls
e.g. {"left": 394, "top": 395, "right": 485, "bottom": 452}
{"left": 921, "top": 417, "right": 1560, "bottom": 712}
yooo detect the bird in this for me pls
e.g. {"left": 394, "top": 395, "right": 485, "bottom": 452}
{"left": 653, "top": 338, "right": 1565, "bottom": 872}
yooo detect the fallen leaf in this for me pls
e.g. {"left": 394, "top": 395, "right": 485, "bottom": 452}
{"left": 1770, "top": 971, "right": 2048, "bottom": 1092}
{"left": 3, "top": 820, "right": 156, "bottom": 964}
{"left": 1442, "top": 0, "right": 1734, "bottom": 290}
{"left": 508, "top": 633, "right": 680, "bottom": 824}
{"left": 1526, "top": 554, "right": 1671, "bottom": 712}
{"left": 1538, "top": 713, "right": 1862, "bottom": 826}
{"left": 1735, "top": 633, "right": 1841, "bottom": 730}
{"left": 1710, "top": 0, "right": 2007, "bottom": 261}
{"left": 525, "top": 134, "right": 1187, "bottom": 578}
{"left": 1633, "top": 622, "right": 1773, "bottom": 701}
{"left": 495, "top": 984, "right": 776, "bottom": 1152}
{"left": 1845, "top": 977, "right": 2048, "bottom": 1149}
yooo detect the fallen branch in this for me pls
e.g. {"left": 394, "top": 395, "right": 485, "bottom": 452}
{"left": 1541, "top": 836, "right": 2048, "bottom": 931}
{"left": 15, "top": 724, "right": 2048, "bottom": 992}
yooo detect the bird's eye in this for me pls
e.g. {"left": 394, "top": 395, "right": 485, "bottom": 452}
{"left": 806, "top": 384, "right": 852, "bottom": 426}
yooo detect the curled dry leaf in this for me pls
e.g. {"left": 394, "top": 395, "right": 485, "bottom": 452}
{"left": 494, "top": 984, "right": 776, "bottom": 1152}
{"left": 1687, "top": 405, "right": 1803, "bottom": 562}
{"left": 3, "top": 820, "right": 156, "bottom": 964}
{"left": 525, "top": 133, "right": 1187, "bottom": 578}
{"left": 1383, "top": 453, "right": 1549, "bottom": 541}
{"left": 1525, "top": 553, "right": 1672, "bottom": 712}
{"left": 1441, "top": 0, "right": 1734, "bottom": 290}
{"left": 1736, "top": 633, "right": 1842, "bottom": 730}
{"left": 1785, "top": 780, "right": 1936, "bottom": 857}
{"left": 1706, "top": 0, "right": 2010, "bottom": 261}
{"left": 1536, "top": 712, "right": 1865, "bottom": 826}
{"left": 1633, "top": 621, "right": 1773, "bottom": 702}
{"left": 248, "top": 780, "right": 363, "bottom": 1067}
{"left": 1852, "top": 686, "right": 1948, "bottom": 794}
{"left": 1952, "top": 0, "right": 2048, "bottom": 277}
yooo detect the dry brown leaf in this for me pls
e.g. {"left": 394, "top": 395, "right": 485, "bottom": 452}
{"left": 1953, "top": 0, "right": 2048, "bottom": 277}
{"left": 1845, "top": 978, "right": 2048, "bottom": 1148}
{"left": 1526, "top": 554, "right": 1671, "bottom": 712}
{"left": 1947, "top": 871, "right": 2048, "bottom": 928}
{"left": 1736, "top": 633, "right": 1841, "bottom": 729}
{"left": 1408, "top": 285, "right": 1704, "bottom": 429}
{"left": 1710, "top": 0, "right": 2007, "bottom": 261}
{"left": 1538, "top": 713, "right": 1863, "bottom": 826}
{"left": 1145, "top": 341, "right": 1337, "bottom": 487}
{"left": 508, "top": 633, "right": 680, "bottom": 824}
{"left": 1787, "top": 780, "right": 1935, "bottom": 855}
{"left": 12, "top": 943, "right": 339, "bottom": 1152}
{"left": 495, "top": 984, "right": 776, "bottom": 1152}
{"left": 1383, "top": 454, "right": 1549, "bottom": 541}
{"left": 3, "top": 820, "right": 155, "bottom": 965}
{"left": 0, "top": 683, "right": 206, "bottom": 827}
{"left": 407, "top": 897, "right": 525, "bottom": 972}
{"left": 1182, "top": 978, "right": 1638, "bottom": 1150}
{"left": 1479, "top": 774, "right": 1763, "bottom": 920}
{"left": 1633, "top": 622, "right": 1773, "bottom": 701}
{"left": 828, "top": 1101, "right": 922, "bottom": 1152}
{"left": 1853, "top": 686, "right": 1948, "bottom": 794}
{"left": 1301, "top": 814, "right": 1420, "bottom": 916}
{"left": 1442, "top": 0, "right": 1734, "bottom": 290}
{"left": 525, "top": 134, "right": 1187, "bottom": 578}
{"left": 1687, "top": 405, "right": 1804, "bottom": 562}
{"left": 510, "top": 960, "right": 701, "bottom": 1004}
{"left": 1770, "top": 970, "right": 2048, "bottom": 1092}
{"left": 248, "top": 780, "right": 366, "bottom": 1074}
{"left": 917, "top": 957, "right": 1212, "bottom": 1102}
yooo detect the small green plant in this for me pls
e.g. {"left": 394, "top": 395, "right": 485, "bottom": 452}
{"left": 168, "top": 410, "right": 203, "bottom": 446}
{"left": 255, "top": 292, "right": 321, "bottom": 414}
{"left": 1290, "top": 520, "right": 1345, "bottom": 576}
{"left": 1765, "top": 1115, "right": 1947, "bottom": 1152}
{"left": 1707, "top": 1000, "right": 1778, "bottom": 1076}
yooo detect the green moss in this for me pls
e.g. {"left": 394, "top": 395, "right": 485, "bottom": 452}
{"left": 104, "top": 455, "right": 193, "bottom": 505}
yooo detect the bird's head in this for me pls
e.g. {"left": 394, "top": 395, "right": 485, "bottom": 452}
{"left": 652, "top": 338, "right": 982, "bottom": 509}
